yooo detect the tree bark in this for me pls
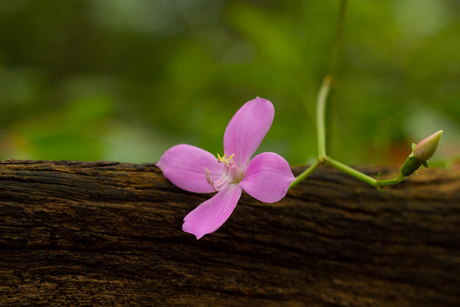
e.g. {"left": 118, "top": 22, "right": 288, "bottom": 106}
{"left": 0, "top": 160, "right": 458, "bottom": 306}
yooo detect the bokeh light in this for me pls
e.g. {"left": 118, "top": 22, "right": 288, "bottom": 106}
{"left": 0, "top": 0, "right": 458, "bottom": 166}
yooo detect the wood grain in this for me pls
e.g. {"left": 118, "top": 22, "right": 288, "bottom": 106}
{"left": 0, "top": 160, "right": 459, "bottom": 306}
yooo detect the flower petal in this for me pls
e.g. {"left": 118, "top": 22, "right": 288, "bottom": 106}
{"left": 239, "top": 152, "right": 295, "bottom": 203}
{"left": 183, "top": 184, "right": 242, "bottom": 239}
{"left": 156, "top": 144, "right": 223, "bottom": 193}
{"left": 223, "top": 97, "right": 274, "bottom": 169}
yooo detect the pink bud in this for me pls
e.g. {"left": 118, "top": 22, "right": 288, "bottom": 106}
{"left": 414, "top": 130, "right": 443, "bottom": 163}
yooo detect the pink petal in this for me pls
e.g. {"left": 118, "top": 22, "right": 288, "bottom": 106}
{"left": 183, "top": 184, "right": 242, "bottom": 239}
{"left": 156, "top": 144, "right": 223, "bottom": 193}
{"left": 223, "top": 97, "right": 274, "bottom": 169}
{"left": 239, "top": 152, "right": 295, "bottom": 203}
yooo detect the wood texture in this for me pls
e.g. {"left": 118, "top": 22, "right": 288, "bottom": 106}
{"left": 0, "top": 160, "right": 459, "bottom": 306}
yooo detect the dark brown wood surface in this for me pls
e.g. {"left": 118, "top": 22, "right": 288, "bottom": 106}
{"left": 0, "top": 160, "right": 459, "bottom": 306}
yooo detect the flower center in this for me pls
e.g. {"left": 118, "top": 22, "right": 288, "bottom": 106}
{"left": 205, "top": 153, "right": 243, "bottom": 192}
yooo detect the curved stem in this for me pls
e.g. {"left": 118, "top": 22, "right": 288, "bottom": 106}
{"left": 317, "top": 76, "right": 332, "bottom": 159}
{"left": 317, "top": 0, "right": 346, "bottom": 160}
{"left": 291, "top": 0, "right": 408, "bottom": 192}
{"left": 290, "top": 0, "right": 347, "bottom": 189}
{"left": 289, "top": 160, "right": 321, "bottom": 190}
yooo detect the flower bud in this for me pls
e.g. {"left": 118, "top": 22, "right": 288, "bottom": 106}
{"left": 399, "top": 130, "right": 443, "bottom": 177}
{"left": 400, "top": 155, "right": 421, "bottom": 177}
{"left": 414, "top": 130, "right": 443, "bottom": 163}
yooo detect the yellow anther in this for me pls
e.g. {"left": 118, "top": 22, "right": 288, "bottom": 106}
{"left": 216, "top": 153, "right": 235, "bottom": 165}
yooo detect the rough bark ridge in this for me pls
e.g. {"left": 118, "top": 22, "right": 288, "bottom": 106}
{"left": 0, "top": 160, "right": 459, "bottom": 306}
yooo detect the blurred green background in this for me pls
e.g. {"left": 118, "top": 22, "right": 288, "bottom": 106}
{"left": 0, "top": 0, "right": 458, "bottom": 166}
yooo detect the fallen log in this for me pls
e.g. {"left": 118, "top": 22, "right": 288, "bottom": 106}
{"left": 0, "top": 160, "right": 458, "bottom": 306}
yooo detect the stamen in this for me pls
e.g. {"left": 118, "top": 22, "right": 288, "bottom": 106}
{"left": 205, "top": 167, "right": 213, "bottom": 186}
{"left": 217, "top": 153, "right": 235, "bottom": 167}
{"left": 226, "top": 154, "right": 235, "bottom": 165}
{"left": 206, "top": 153, "right": 242, "bottom": 191}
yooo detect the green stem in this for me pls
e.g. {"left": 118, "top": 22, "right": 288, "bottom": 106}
{"left": 289, "top": 160, "right": 321, "bottom": 190}
{"left": 291, "top": 0, "right": 408, "bottom": 192}
{"left": 377, "top": 173, "right": 405, "bottom": 186}
{"left": 289, "top": 74, "right": 331, "bottom": 190}
{"left": 323, "top": 156, "right": 378, "bottom": 187}
{"left": 317, "top": 76, "right": 332, "bottom": 159}
{"left": 290, "top": 1, "right": 344, "bottom": 189}
{"left": 324, "top": 156, "right": 407, "bottom": 189}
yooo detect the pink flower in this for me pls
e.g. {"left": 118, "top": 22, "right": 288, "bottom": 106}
{"left": 157, "top": 98, "right": 295, "bottom": 239}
